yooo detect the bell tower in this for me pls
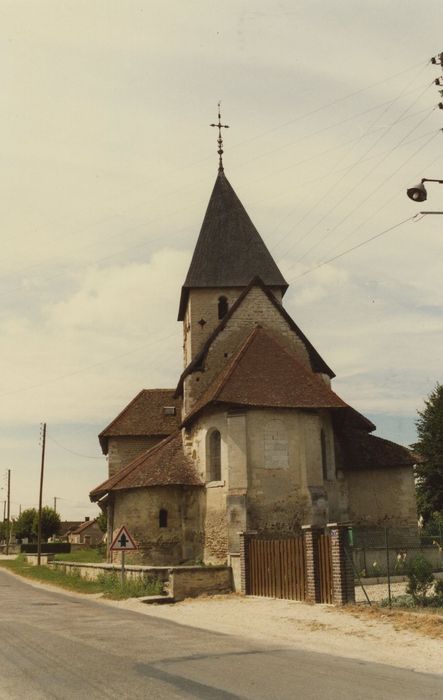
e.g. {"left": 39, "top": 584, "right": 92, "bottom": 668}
{"left": 178, "top": 106, "right": 288, "bottom": 367}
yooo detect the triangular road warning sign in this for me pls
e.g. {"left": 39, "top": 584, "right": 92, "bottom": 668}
{"left": 110, "top": 525, "right": 138, "bottom": 551}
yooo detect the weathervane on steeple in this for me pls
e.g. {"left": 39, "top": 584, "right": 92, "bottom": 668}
{"left": 210, "top": 102, "right": 229, "bottom": 172}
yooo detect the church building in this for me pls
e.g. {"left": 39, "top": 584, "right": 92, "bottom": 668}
{"left": 90, "top": 130, "right": 417, "bottom": 568}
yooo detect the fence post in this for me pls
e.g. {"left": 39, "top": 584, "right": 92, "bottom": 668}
{"left": 327, "top": 522, "right": 355, "bottom": 605}
{"left": 302, "top": 525, "right": 322, "bottom": 603}
{"left": 239, "top": 531, "right": 257, "bottom": 595}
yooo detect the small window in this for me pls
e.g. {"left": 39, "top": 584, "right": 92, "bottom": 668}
{"left": 163, "top": 406, "right": 176, "bottom": 416}
{"left": 159, "top": 509, "right": 168, "bottom": 528}
{"left": 218, "top": 296, "right": 229, "bottom": 320}
{"left": 208, "top": 429, "right": 222, "bottom": 481}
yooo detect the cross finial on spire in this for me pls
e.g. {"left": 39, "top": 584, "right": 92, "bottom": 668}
{"left": 210, "top": 101, "right": 229, "bottom": 172}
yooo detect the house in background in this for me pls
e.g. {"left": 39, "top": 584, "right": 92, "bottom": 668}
{"left": 90, "top": 161, "right": 417, "bottom": 568}
{"left": 67, "top": 517, "right": 103, "bottom": 546}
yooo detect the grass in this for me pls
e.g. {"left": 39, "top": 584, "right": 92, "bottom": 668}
{"left": 97, "top": 572, "right": 164, "bottom": 600}
{"left": 53, "top": 548, "right": 106, "bottom": 563}
{"left": 344, "top": 603, "right": 443, "bottom": 640}
{"left": 0, "top": 555, "right": 103, "bottom": 594}
{"left": 0, "top": 555, "right": 165, "bottom": 599}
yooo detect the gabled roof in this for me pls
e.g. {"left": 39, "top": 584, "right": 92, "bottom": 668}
{"left": 338, "top": 429, "right": 415, "bottom": 470}
{"left": 90, "top": 432, "right": 202, "bottom": 502}
{"left": 178, "top": 170, "right": 288, "bottom": 320}
{"left": 176, "top": 277, "right": 334, "bottom": 398}
{"left": 70, "top": 519, "right": 98, "bottom": 535}
{"left": 99, "top": 389, "right": 182, "bottom": 454}
{"left": 183, "top": 326, "right": 348, "bottom": 426}
{"left": 59, "top": 521, "right": 82, "bottom": 536}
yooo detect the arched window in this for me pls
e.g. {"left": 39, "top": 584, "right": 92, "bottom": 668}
{"left": 218, "top": 296, "right": 229, "bottom": 320}
{"left": 159, "top": 508, "right": 168, "bottom": 528}
{"left": 320, "top": 429, "right": 328, "bottom": 480}
{"left": 208, "top": 429, "right": 222, "bottom": 481}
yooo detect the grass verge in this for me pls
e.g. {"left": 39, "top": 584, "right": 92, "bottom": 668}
{"left": 0, "top": 555, "right": 103, "bottom": 594}
{"left": 54, "top": 549, "right": 105, "bottom": 563}
{"left": 0, "top": 555, "right": 165, "bottom": 600}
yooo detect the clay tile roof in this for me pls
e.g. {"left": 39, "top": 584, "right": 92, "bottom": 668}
{"left": 90, "top": 432, "right": 202, "bottom": 501}
{"left": 178, "top": 170, "right": 288, "bottom": 320}
{"left": 59, "top": 521, "right": 82, "bottom": 536}
{"left": 175, "top": 276, "right": 334, "bottom": 398}
{"left": 70, "top": 519, "right": 98, "bottom": 535}
{"left": 338, "top": 430, "right": 415, "bottom": 470}
{"left": 99, "top": 389, "right": 182, "bottom": 454}
{"left": 183, "top": 326, "right": 348, "bottom": 425}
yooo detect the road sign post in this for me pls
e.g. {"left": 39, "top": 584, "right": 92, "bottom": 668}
{"left": 109, "top": 526, "right": 138, "bottom": 587}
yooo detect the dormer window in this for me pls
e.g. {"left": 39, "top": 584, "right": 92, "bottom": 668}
{"left": 163, "top": 406, "right": 176, "bottom": 416}
{"left": 218, "top": 296, "right": 229, "bottom": 320}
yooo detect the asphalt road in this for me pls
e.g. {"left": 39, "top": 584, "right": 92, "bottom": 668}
{"left": 0, "top": 568, "right": 441, "bottom": 700}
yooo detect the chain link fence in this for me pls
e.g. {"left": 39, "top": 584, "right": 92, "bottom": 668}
{"left": 347, "top": 526, "right": 443, "bottom": 605}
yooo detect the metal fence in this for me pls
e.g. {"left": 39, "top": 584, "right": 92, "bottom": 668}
{"left": 348, "top": 526, "right": 443, "bottom": 606}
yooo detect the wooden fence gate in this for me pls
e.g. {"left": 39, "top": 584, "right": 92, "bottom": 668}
{"left": 318, "top": 533, "right": 333, "bottom": 603}
{"left": 248, "top": 536, "right": 306, "bottom": 601}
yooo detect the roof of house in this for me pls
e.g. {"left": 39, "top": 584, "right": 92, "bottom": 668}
{"left": 178, "top": 170, "right": 288, "bottom": 320}
{"left": 338, "top": 429, "right": 415, "bottom": 470}
{"left": 90, "top": 431, "right": 203, "bottom": 501}
{"left": 70, "top": 519, "right": 99, "bottom": 535}
{"left": 99, "top": 389, "right": 182, "bottom": 454}
{"left": 176, "top": 277, "right": 334, "bottom": 399}
{"left": 183, "top": 326, "right": 349, "bottom": 426}
{"left": 59, "top": 521, "right": 82, "bottom": 536}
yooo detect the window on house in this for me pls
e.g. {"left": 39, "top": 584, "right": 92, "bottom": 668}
{"left": 159, "top": 509, "right": 168, "bottom": 528}
{"left": 208, "top": 429, "right": 222, "bottom": 481}
{"left": 321, "top": 429, "right": 328, "bottom": 480}
{"left": 218, "top": 296, "right": 229, "bottom": 319}
{"left": 163, "top": 406, "right": 176, "bottom": 416}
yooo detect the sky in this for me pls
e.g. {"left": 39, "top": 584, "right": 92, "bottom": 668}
{"left": 1, "top": 1, "right": 443, "bottom": 521}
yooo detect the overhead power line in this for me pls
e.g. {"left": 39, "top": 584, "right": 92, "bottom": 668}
{"left": 287, "top": 215, "right": 417, "bottom": 283}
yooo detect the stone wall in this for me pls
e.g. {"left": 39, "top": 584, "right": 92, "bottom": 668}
{"left": 107, "top": 436, "right": 163, "bottom": 477}
{"left": 171, "top": 566, "right": 232, "bottom": 600}
{"left": 111, "top": 486, "right": 204, "bottom": 565}
{"left": 246, "top": 408, "right": 337, "bottom": 536}
{"left": 346, "top": 465, "right": 417, "bottom": 529}
{"left": 183, "top": 285, "right": 311, "bottom": 414}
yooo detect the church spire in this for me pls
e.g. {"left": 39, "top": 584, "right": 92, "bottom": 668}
{"left": 178, "top": 169, "right": 288, "bottom": 320}
{"left": 210, "top": 102, "right": 229, "bottom": 172}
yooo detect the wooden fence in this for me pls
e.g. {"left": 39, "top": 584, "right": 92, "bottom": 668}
{"left": 248, "top": 536, "right": 306, "bottom": 601}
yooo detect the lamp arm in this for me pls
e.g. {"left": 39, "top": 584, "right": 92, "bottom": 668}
{"left": 421, "top": 178, "right": 443, "bottom": 185}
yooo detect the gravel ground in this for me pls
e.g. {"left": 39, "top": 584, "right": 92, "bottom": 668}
{"left": 113, "top": 592, "right": 443, "bottom": 677}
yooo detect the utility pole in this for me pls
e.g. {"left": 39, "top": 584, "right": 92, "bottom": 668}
{"left": 5, "top": 470, "right": 10, "bottom": 555}
{"left": 53, "top": 497, "right": 58, "bottom": 514}
{"left": 37, "top": 423, "right": 47, "bottom": 566}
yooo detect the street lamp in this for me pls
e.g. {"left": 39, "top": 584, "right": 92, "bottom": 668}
{"left": 406, "top": 178, "right": 443, "bottom": 202}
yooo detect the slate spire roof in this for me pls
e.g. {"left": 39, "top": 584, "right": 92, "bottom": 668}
{"left": 178, "top": 170, "right": 288, "bottom": 320}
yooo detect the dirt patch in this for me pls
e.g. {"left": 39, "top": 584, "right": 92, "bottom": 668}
{"left": 344, "top": 604, "right": 443, "bottom": 640}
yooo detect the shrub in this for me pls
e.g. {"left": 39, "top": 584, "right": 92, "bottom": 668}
{"left": 406, "top": 555, "right": 434, "bottom": 605}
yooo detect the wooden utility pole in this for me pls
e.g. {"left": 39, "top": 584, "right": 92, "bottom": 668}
{"left": 5, "top": 470, "right": 10, "bottom": 555}
{"left": 37, "top": 423, "right": 47, "bottom": 566}
{"left": 53, "top": 497, "right": 58, "bottom": 513}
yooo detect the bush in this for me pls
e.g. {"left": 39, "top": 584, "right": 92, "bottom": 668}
{"left": 406, "top": 555, "right": 434, "bottom": 605}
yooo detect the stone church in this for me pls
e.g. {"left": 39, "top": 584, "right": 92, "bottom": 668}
{"left": 90, "top": 159, "right": 417, "bottom": 566}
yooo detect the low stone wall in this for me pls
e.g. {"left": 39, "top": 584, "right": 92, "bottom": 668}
{"left": 49, "top": 561, "right": 232, "bottom": 600}
{"left": 25, "top": 554, "right": 54, "bottom": 566}
{"left": 171, "top": 566, "right": 232, "bottom": 600}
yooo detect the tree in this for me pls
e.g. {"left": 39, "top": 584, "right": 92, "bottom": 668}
{"left": 412, "top": 383, "right": 443, "bottom": 524}
{"left": 97, "top": 510, "right": 107, "bottom": 533}
{"left": 32, "top": 507, "right": 61, "bottom": 541}
{"left": 14, "top": 508, "right": 37, "bottom": 541}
